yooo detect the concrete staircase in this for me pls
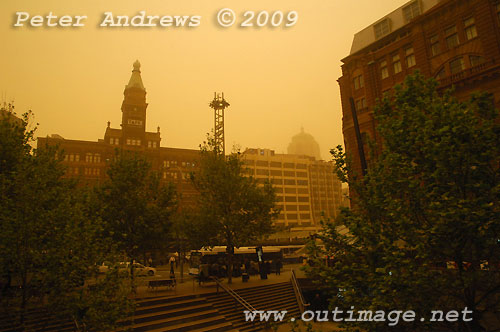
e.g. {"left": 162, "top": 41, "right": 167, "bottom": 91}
{"left": 205, "top": 282, "right": 301, "bottom": 332}
{"left": 125, "top": 294, "right": 237, "bottom": 332}
{"left": 0, "top": 282, "right": 301, "bottom": 332}
{"left": 0, "top": 308, "right": 74, "bottom": 332}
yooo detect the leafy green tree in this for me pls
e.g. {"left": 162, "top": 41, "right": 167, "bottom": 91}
{"left": 169, "top": 211, "right": 206, "bottom": 283}
{"left": 308, "top": 73, "right": 500, "bottom": 332}
{"left": 190, "top": 136, "right": 278, "bottom": 283}
{"left": 0, "top": 110, "right": 132, "bottom": 330}
{"left": 96, "top": 151, "right": 176, "bottom": 290}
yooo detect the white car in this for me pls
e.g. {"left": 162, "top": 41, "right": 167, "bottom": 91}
{"left": 98, "top": 262, "right": 156, "bottom": 276}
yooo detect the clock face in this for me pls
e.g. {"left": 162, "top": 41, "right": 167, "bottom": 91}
{"left": 128, "top": 119, "right": 143, "bottom": 126}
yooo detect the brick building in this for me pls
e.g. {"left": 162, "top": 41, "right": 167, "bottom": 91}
{"left": 339, "top": 0, "right": 500, "bottom": 175}
{"left": 37, "top": 60, "right": 199, "bottom": 206}
{"left": 37, "top": 61, "right": 343, "bottom": 227}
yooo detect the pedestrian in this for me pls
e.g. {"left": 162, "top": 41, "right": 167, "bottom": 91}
{"left": 170, "top": 265, "right": 176, "bottom": 284}
{"left": 169, "top": 255, "right": 176, "bottom": 271}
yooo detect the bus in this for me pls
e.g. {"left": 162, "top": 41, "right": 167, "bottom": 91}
{"left": 188, "top": 246, "right": 283, "bottom": 277}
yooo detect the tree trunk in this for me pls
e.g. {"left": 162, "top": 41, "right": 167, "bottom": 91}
{"left": 227, "top": 245, "right": 234, "bottom": 284}
{"left": 130, "top": 258, "right": 135, "bottom": 295}
{"left": 179, "top": 251, "right": 184, "bottom": 283}
{"left": 20, "top": 269, "right": 27, "bottom": 327}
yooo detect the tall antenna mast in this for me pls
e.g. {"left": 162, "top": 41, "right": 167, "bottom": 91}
{"left": 209, "top": 92, "right": 230, "bottom": 155}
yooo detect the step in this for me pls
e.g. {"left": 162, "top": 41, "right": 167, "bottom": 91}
{"left": 166, "top": 321, "right": 236, "bottom": 332}
{"left": 134, "top": 298, "right": 209, "bottom": 316}
{"left": 132, "top": 309, "right": 220, "bottom": 332}
{"left": 156, "top": 316, "right": 229, "bottom": 332}
{"left": 207, "top": 284, "right": 293, "bottom": 301}
{"left": 132, "top": 303, "right": 214, "bottom": 325}
{"left": 0, "top": 318, "right": 74, "bottom": 332}
{"left": 136, "top": 294, "right": 199, "bottom": 307}
{"left": 210, "top": 292, "right": 297, "bottom": 311}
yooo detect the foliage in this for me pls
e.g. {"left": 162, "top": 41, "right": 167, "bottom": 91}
{"left": 0, "top": 110, "right": 131, "bottom": 331}
{"left": 190, "top": 135, "right": 278, "bottom": 283}
{"left": 308, "top": 73, "right": 500, "bottom": 332}
{"left": 95, "top": 151, "right": 177, "bottom": 288}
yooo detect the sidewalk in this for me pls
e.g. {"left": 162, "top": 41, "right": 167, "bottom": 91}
{"left": 133, "top": 264, "right": 304, "bottom": 299}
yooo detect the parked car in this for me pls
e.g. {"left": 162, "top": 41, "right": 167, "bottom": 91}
{"left": 98, "top": 262, "right": 156, "bottom": 276}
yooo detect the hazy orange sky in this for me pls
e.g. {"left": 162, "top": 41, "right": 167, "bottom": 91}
{"left": 1, "top": 0, "right": 407, "bottom": 160}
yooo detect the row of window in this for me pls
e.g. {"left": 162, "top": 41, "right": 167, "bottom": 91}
{"left": 277, "top": 213, "right": 311, "bottom": 220}
{"left": 65, "top": 167, "right": 101, "bottom": 176}
{"left": 247, "top": 160, "right": 308, "bottom": 169}
{"left": 109, "top": 138, "right": 120, "bottom": 145}
{"left": 374, "top": 1, "right": 420, "bottom": 40}
{"left": 162, "top": 172, "right": 189, "bottom": 180}
{"left": 382, "top": 46, "right": 415, "bottom": 78}
{"left": 64, "top": 154, "right": 102, "bottom": 163}
{"left": 276, "top": 196, "right": 310, "bottom": 202}
{"left": 126, "top": 138, "right": 141, "bottom": 146}
{"left": 84, "top": 168, "right": 101, "bottom": 176}
{"left": 66, "top": 167, "right": 79, "bottom": 175}
{"left": 430, "top": 17, "right": 477, "bottom": 57}
{"left": 276, "top": 204, "right": 311, "bottom": 211}
{"left": 86, "top": 153, "right": 101, "bottom": 163}
{"left": 254, "top": 169, "right": 308, "bottom": 177}
{"left": 258, "top": 178, "right": 308, "bottom": 186}
{"left": 435, "top": 55, "right": 484, "bottom": 78}
{"left": 353, "top": 74, "right": 364, "bottom": 90}
{"left": 274, "top": 187, "right": 310, "bottom": 194}
{"left": 163, "top": 160, "right": 196, "bottom": 168}
{"left": 64, "top": 154, "right": 80, "bottom": 162}
{"left": 109, "top": 137, "right": 158, "bottom": 148}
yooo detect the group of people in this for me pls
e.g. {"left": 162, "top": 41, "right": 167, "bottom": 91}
{"left": 197, "top": 257, "right": 283, "bottom": 283}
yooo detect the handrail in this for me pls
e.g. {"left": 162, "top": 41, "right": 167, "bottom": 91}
{"left": 291, "top": 269, "right": 309, "bottom": 313}
{"left": 210, "top": 277, "right": 257, "bottom": 313}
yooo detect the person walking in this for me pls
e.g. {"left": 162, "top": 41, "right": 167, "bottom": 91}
{"left": 276, "top": 258, "right": 282, "bottom": 276}
{"left": 169, "top": 255, "right": 176, "bottom": 271}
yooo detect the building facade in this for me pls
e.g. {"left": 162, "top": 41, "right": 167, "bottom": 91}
{"left": 242, "top": 148, "right": 343, "bottom": 229}
{"left": 37, "top": 61, "right": 343, "bottom": 227}
{"left": 37, "top": 61, "right": 199, "bottom": 206}
{"left": 339, "top": 0, "right": 500, "bottom": 175}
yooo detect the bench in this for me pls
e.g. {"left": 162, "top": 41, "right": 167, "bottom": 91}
{"left": 148, "top": 279, "right": 176, "bottom": 291}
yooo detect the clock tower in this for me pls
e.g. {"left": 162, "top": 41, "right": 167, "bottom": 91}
{"left": 121, "top": 60, "right": 148, "bottom": 147}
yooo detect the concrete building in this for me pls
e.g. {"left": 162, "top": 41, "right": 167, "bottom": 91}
{"left": 242, "top": 148, "right": 343, "bottom": 229}
{"left": 339, "top": 0, "right": 500, "bottom": 175}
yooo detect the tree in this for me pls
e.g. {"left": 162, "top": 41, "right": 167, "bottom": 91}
{"left": 190, "top": 136, "right": 278, "bottom": 283}
{"left": 169, "top": 211, "right": 205, "bottom": 283}
{"left": 96, "top": 151, "right": 176, "bottom": 291}
{"left": 308, "top": 73, "right": 500, "bottom": 332}
{"left": 0, "top": 110, "right": 132, "bottom": 331}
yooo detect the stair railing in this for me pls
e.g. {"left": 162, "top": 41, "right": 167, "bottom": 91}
{"left": 210, "top": 276, "right": 256, "bottom": 313}
{"left": 291, "top": 269, "right": 309, "bottom": 314}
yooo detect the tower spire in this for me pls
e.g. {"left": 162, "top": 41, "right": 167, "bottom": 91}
{"left": 126, "top": 60, "right": 145, "bottom": 90}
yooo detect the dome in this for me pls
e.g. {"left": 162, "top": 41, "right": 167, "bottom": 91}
{"left": 287, "top": 127, "right": 321, "bottom": 160}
